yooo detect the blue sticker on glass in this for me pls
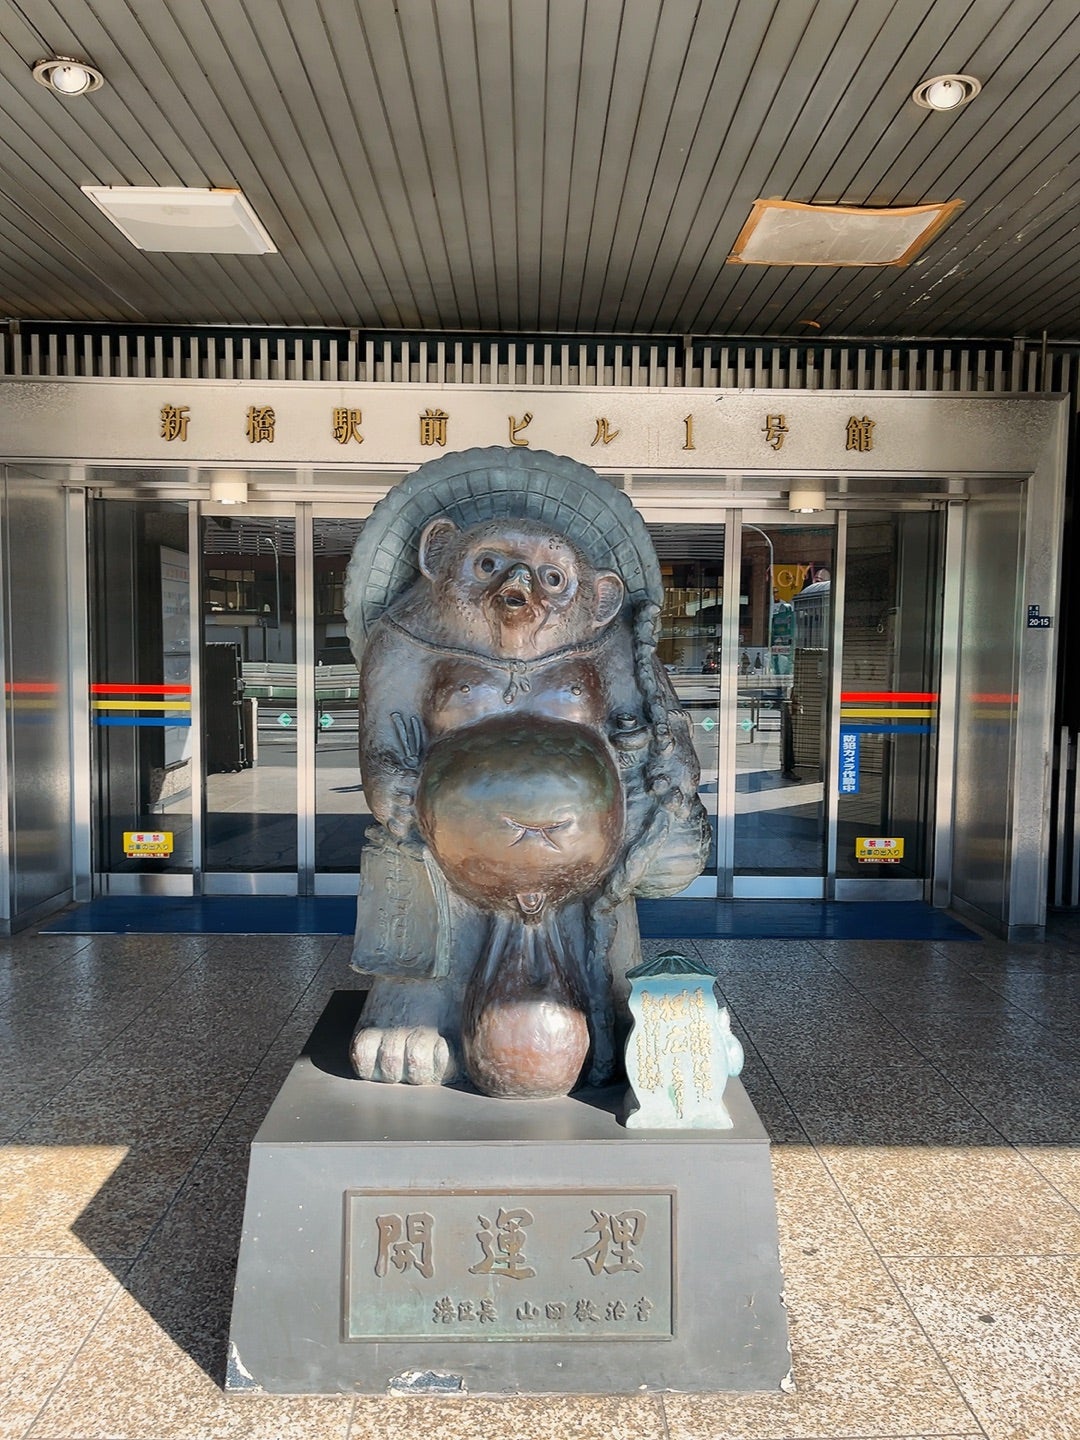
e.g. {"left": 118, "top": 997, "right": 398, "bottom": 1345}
{"left": 839, "top": 729, "right": 860, "bottom": 794}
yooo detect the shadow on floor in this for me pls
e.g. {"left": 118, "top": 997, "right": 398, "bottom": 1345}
{"left": 57, "top": 917, "right": 1080, "bottom": 1388}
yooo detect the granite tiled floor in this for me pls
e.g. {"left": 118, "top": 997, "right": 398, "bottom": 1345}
{"left": 3, "top": 912, "right": 1080, "bottom": 1439}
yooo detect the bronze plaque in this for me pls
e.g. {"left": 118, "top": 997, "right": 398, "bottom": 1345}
{"left": 344, "top": 1189, "right": 675, "bottom": 1341}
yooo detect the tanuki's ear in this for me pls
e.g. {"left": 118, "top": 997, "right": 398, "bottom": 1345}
{"left": 593, "top": 571, "right": 625, "bottom": 628}
{"left": 417, "top": 517, "right": 460, "bottom": 580}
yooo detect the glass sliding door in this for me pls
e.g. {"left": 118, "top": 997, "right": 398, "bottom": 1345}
{"left": 834, "top": 510, "right": 943, "bottom": 896}
{"left": 89, "top": 496, "right": 949, "bottom": 904}
{"left": 648, "top": 524, "right": 725, "bottom": 892}
{"left": 90, "top": 500, "right": 194, "bottom": 887}
{"left": 201, "top": 513, "right": 298, "bottom": 886}
{"left": 733, "top": 520, "right": 835, "bottom": 895}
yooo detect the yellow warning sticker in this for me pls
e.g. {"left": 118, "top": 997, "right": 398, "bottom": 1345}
{"left": 855, "top": 836, "right": 904, "bottom": 863}
{"left": 123, "top": 831, "right": 174, "bottom": 857}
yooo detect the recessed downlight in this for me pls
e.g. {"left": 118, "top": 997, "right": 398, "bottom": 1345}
{"left": 912, "top": 74, "right": 981, "bottom": 111}
{"left": 32, "top": 56, "right": 104, "bottom": 96}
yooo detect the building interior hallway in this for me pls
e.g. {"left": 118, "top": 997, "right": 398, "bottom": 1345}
{"left": 2, "top": 914, "right": 1079, "bottom": 1440}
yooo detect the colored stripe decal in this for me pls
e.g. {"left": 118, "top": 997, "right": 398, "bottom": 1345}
{"left": 840, "top": 691, "right": 937, "bottom": 702}
{"left": 95, "top": 716, "right": 192, "bottom": 728}
{"left": 840, "top": 708, "right": 936, "bottom": 719}
{"left": 91, "top": 683, "right": 191, "bottom": 695}
{"left": 89, "top": 682, "right": 193, "bottom": 729}
{"left": 92, "top": 700, "right": 191, "bottom": 712}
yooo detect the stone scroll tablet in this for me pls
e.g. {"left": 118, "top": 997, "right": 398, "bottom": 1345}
{"left": 623, "top": 951, "right": 745, "bottom": 1130}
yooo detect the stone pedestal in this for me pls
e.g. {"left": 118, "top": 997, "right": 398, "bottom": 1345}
{"left": 226, "top": 991, "right": 791, "bottom": 1395}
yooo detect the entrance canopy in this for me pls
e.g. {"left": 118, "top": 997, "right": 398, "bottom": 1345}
{"left": 1, "top": 2, "right": 1079, "bottom": 344}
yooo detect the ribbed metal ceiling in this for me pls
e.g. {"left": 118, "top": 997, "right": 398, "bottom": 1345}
{"left": 2, "top": 0, "right": 1079, "bottom": 340}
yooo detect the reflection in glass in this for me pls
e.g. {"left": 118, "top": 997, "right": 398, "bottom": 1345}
{"left": 202, "top": 515, "right": 297, "bottom": 872}
{"left": 313, "top": 518, "right": 367, "bottom": 871}
{"left": 648, "top": 525, "right": 724, "bottom": 879}
{"left": 734, "top": 525, "right": 834, "bottom": 876}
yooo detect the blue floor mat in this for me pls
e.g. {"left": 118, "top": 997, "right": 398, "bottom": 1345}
{"left": 40, "top": 895, "right": 979, "bottom": 940}
{"left": 636, "top": 899, "right": 979, "bottom": 941}
{"left": 41, "top": 896, "right": 358, "bottom": 935}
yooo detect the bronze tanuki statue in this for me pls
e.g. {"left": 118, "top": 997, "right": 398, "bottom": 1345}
{"left": 344, "top": 448, "right": 709, "bottom": 1097}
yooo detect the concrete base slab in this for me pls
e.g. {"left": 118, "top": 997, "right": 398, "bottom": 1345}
{"left": 226, "top": 991, "right": 791, "bottom": 1395}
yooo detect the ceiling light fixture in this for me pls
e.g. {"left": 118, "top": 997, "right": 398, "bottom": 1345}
{"left": 787, "top": 484, "right": 827, "bottom": 514}
{"left": 728, "top": 198, "right": 963, "bottom": 267}
{"left": 32, "top": 56, "right": 104, "bottom": 96}
{"left": 81, "top": 186, "right": 277, "bottom": 254}
{"left": 209, "top": 472, "right": 249, "bottom": 506}
{"left": 912, "top": 74, "right": 981, "bottom": 111}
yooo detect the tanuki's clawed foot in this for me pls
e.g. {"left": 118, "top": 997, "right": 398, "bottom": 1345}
{"left": 349, "top": 1023, "right": 457, "bottom": 1085}
{"left": 348, "top": 976, "right": 461, "bottom": 1085}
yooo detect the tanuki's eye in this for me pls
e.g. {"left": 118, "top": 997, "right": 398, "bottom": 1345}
{"left": 541, "top": 567, "right": 566, "bottom": 591}
{"left": 477, "top": 554, "right": 498, "bottom": 575}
